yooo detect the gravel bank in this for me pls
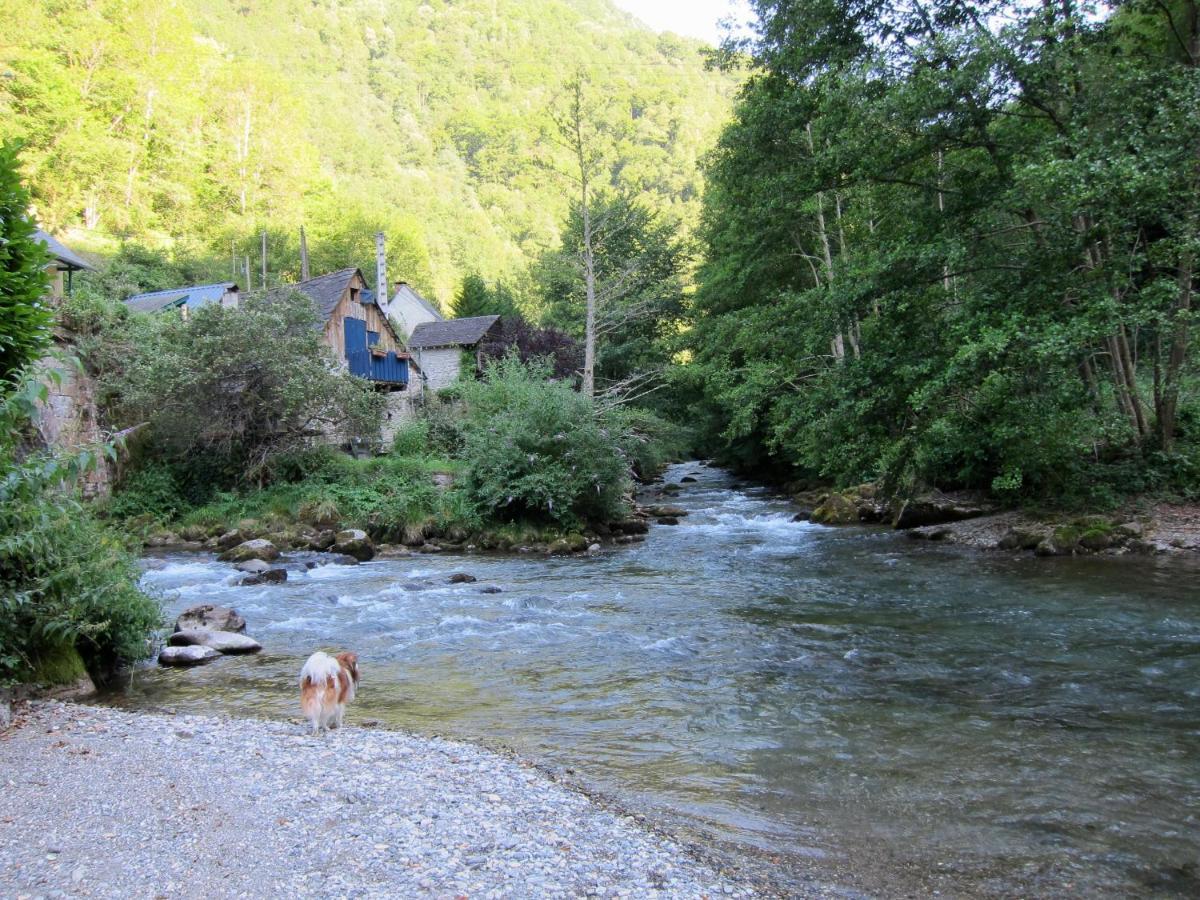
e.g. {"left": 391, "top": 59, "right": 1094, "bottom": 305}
{"left": 0, "top": 702, "right": 756, "bottom": 899}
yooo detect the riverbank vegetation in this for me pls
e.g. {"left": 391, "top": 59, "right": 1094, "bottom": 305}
{"left": 689, "top": 0, "right": 1200, "bottom": 507}
{"left": 0, "top": 145, "right": 157, "bottom": 687}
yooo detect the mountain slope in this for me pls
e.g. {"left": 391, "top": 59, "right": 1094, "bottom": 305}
{"left": 0, "top": 0, "right": 738, "bottom": 303}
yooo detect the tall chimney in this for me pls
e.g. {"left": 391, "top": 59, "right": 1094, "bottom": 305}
{"left": 375, "top": 232, "right": 387, "bottom": 312}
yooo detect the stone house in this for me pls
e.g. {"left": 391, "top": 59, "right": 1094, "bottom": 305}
{"left": 383, "top": 280, "right": 501, "bottom": 391}
{"left": 406, "top": 315, "right": 502, "bottom": 393}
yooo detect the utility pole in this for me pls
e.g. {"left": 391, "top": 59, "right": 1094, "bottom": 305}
{"left": 260, "top": 231, "right": 267, "bottom": 289}
{"left": 300, "top": 225, "right": 310, "bottom": 281}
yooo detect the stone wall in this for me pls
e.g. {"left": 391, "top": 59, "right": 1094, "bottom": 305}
{"left": 34, "top": 344, "right": 110, "bottom": 498}
{"left": 415, "top": 347, "right": 462, "bottom": 392}
{"left": 380, "top": 390, "right": 421, "bottom": 446}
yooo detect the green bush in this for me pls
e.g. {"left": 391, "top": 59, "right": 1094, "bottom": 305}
{"left": 391, "top": 420, "right": 430, "bottom": 456}
{"left": 1, "top": 374, "right": 159, "bottom": 685}
{"left": 459, "top": 356, "right": 630, "bottom": 525}
{"left": 106, "top": 464, "right": 186, "bottom": 522}
{"left": 602, "top": 405, "right": 692, "bottom": 481}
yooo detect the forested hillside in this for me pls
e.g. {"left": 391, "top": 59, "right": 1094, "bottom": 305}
{"left": 690, "top": 0, "right": 1200, "bottom": 504}
{"left": 1, "top": 0, "right": 737, "bottom": 302}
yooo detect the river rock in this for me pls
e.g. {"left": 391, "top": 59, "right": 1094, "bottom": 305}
{"left": 642, "top": 505, "right": 687, "bottom": 518}
{"left": 218, "top": 539, "right": 280, "bottom": 563}
{"left": 547, "top": 539, "right": 572, "bottom": 555}
{"left": 680, "top": 476, "right": 698, "bottom": 483}
{"left": 791, "top": 510, "right": 812, "bottom": 522}
{"left": 174, "top": 604, "right": 246, "bottom": 634}
{"left": 234, "top": 559, "right": 271, "bottom": 574}
{"left": 661, "top": 483, "right": 682, "bottom": 495}
{"left": 308, "top": 530, "right": 336, "bottom": 551}
{"left": 448, "top": 573, "right": 477, "bottom": 584}
{"left": 332, "top": 529, "right": 375, "bottom": 561}
{"left": 158, "top": 645, "right": 221, "bottom": 667}
{"left": 321, "top": 553, "right": 360, "bottom": 566}
{"left": 240, "top": 568, "right": 287, "bottom": 586}
{"left": 891, "top": 492, "right": 996, "bottom": 530}
{"left": 810, "top": 493, "right": 860, "bottom": 525}
{"left": 613, "top": 518, "right": 649, "bottom": 536}
{"left": 168, "top": 629, "right": 262, "bottom": 655}
{"left": 216, "top": 529, "right": 250, "bottom": 550}
{"left": 657, "top": 517, "right": 680, "bottom": 526}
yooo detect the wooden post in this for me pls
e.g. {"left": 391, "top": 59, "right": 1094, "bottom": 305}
{"left": 300, "top": 225, "right": 310, "bottom": 281}
{"left": 244, "top": 255, "right": 250, "bottom": 288}
{"left": 260, "top": 231, "right": 267, "bottom": 289}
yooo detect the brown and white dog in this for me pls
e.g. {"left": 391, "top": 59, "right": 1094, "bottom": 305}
{"left": 299, "top": 651, "right": 360, "bottom": 734}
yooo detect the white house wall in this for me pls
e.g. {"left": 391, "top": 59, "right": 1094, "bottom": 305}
{"left": 416, "top": 347, "right": 462, "bottom": 392}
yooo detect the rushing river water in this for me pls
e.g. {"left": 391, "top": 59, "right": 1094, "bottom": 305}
{"left": 109, "top": 464, "right": 1200, "bottom": 897}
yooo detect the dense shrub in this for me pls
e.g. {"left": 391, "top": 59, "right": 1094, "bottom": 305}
{"left": 603, "top": 405, "right": 691, "bottom": 481}
{"left": 0, "top": 375, "right": 159, "bottom": 684}
{"left": 458, "top": 356, "right": 629, "bottom": 525}
{"left": 105, "top": 463, "right": 187, "bottom": 522}
{"left": 106, "top": 289, "right": 385, "bottom": 485}
{"left": 0, "top": 142, "right": 51, "bottom": 386}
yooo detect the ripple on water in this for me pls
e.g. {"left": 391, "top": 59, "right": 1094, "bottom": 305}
{"left": 122, "top": 463, "right": 1200, "bottom": 899}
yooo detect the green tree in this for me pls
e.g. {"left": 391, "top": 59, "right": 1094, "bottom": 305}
{"left": 108, "top": 290, "right": 385, "bottom": 485}
{"left": 0, "top": 142, "right": 50, "bottom": 385}
{"left": 690, "top": 0, "right": 1200, "bottom": 500}
{"left": 537, "top": 193, "right": 688, "bottom": 406}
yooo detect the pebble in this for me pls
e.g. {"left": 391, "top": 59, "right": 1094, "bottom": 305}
{"left": 0, "top": 702, "right": 757, "bottom": 898}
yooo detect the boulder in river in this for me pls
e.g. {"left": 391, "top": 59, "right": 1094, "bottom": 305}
{"left": 217, "top": 539, "right": 280, "bottom": 563}
{"left": 332, "top": 529, "right": 375, "bottom": 561}
{"left": 174, "top": 604, "right": 246, "bottom": 634}
{"left": 158, "top": 645, "right": 221, "bottom": 667}
{"left": 891, "top": 492, "right": 997, "bottom": 530}
{"left": 657, "top": 517, "right": 680, "bottom": 526}
{"left": 239, "top": 567, "right": 288, "bottom": 586}
{"left": 308, "top": 530, "right": 336, "bottom": 551}
{"left": 810, "top": 493, "right": 860, "bottom": 525}
{"left": 168, "top": 629, "right": 262, "bottom": 655}
{"left": 642, "top": 505, "right": 687, "bottom": 518}
{"left": 680, "top": 476, "right": 698, "bottom": 483}
{"left": 448, "top": 573, "right": 477, "bottom": 584}
{"left": 234, "top": 559, "right": 271, "bottom": 574}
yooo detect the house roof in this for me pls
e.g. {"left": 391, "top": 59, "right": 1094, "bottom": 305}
{"left": 126, "top": 282, "right": 238, "bottom": 313}
{"left": 391, "top": 282, "right": 443, "bottom": 322}
{"left": 35, "top": 229, "right": 94, "bottom": 271}
{"left": 408, "top": 315, "right": 501, "bottom": 349}
{"left": 285, "top": 267, "right": 363, "bottom": 321}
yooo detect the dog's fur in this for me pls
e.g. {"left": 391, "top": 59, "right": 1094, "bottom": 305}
{"left": 298, "top": 651, "right": 360, "bottom": 734}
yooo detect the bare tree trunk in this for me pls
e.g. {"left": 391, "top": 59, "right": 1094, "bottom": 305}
{"left": 1160, "top": 252, "right": 1192, "bottom": 452}
{"left": 806, "top": 124, "right": 844, "bottom": 361}
{"left": 582, "top": 191, "right": 597, "bottom": 397}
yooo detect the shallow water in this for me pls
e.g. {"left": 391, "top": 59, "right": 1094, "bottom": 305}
{"left": 107, "top": 465, "right": 1200, "bottom": 896}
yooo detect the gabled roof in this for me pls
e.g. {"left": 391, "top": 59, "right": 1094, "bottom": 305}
{"left": 408, "top": 315, "right": 501, "bottom": 349}
{"left": 126, "top": 282, "right": 237, "bottom": 313}
{"left": 35, "top": 229, "right": 94, "bottom": 271}
{"left": 286, "top": 267, "right": 363, "bottom": 321}
{"left": 391, "top": 282, "right": 443, "bottom": 321}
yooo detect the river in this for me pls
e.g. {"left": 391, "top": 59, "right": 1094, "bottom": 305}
{"left": 107, "top": 464, "right": 1200, "bottom": 897}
